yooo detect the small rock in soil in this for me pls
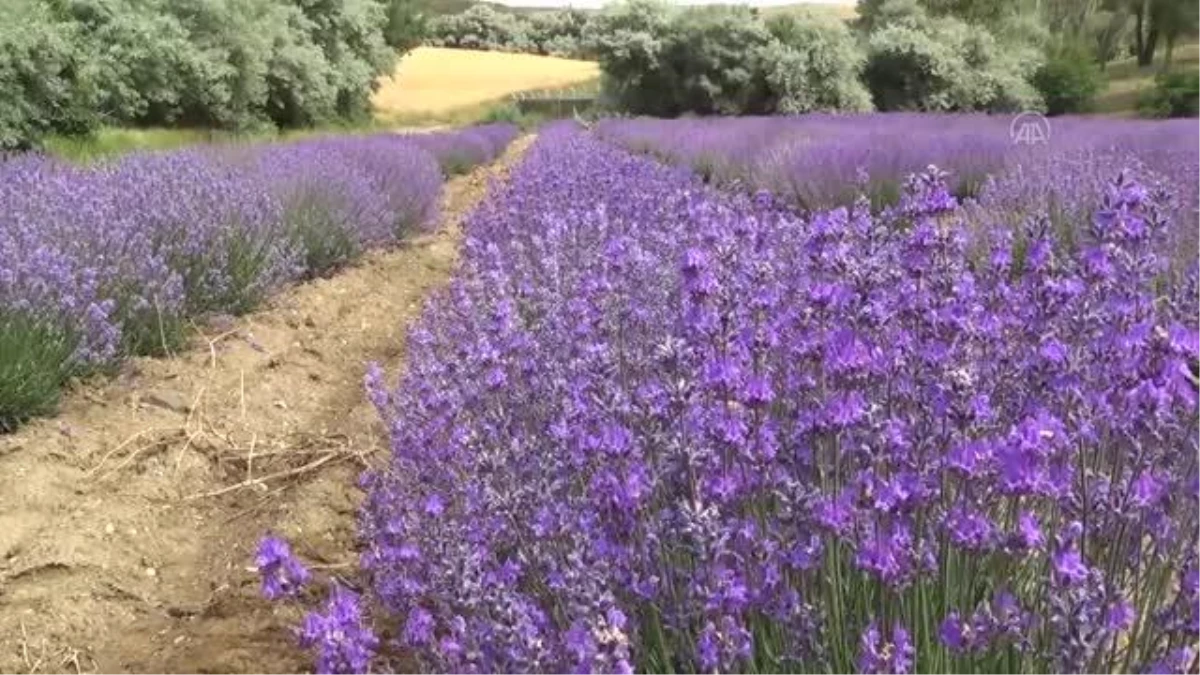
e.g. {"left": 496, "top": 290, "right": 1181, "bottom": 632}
{"left": 143, "top": 390, "right": 191, "bottom": 414}
{"left": 204, "top": 314, "right": 238, "bottom": 333}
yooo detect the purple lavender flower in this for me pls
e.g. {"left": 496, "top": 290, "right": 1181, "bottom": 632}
{"left": 255, "top": 536, "right": 310, "bottom": 600}
{"left": 857, "top": 620, "right": 914, "bottom": 674}
{"left": 300, "top": 586, "right": 379, "bottom": 674}
{"left": 1052, "top": 549, "right": 1090, "bottom": 586}
{"left": 342, "top": 121, "right": 1200, "bottom": 675}
{"left": 404, "top": 606, "right": 436, "bottom": 647}
{"left": 2, "top": 124, "right": 519, "bottom": 432}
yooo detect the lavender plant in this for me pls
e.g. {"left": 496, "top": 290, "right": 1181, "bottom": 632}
{"left": 0, "top": 124, "right": 517, "bottom": 431}
{"left": 402, "top": 124, "right": 521, "bottom": 177}
{"left": 597, "top": 115, "right": 1200, "bottom": 229}
{"left": 269, "top": 123, "right": 1197, "bottom": 674}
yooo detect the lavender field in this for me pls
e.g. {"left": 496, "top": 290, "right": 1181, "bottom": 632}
{"left": 597, "top": 115, "right": 1200, "bottom": 263}
{"left": 0, "top": 124, "right": 518, "bottom": 431}
{"left": 254, "top": 117, "right": 1200, "bottom": 674}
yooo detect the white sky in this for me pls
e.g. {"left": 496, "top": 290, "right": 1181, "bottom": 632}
{"left": 492, "top": 0, "right": 854, "bottom": 8}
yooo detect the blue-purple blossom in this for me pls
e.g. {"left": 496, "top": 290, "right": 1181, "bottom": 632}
{"left": 857, "top": 621, "right": 914, "bottom": 674}
{"left": 300, "top": 586, "right": 379, "bottom": 675}
{"left": 289, "top": 119, "right": 1198, "bottom": 673}
{"left": 255, "top": 536, "right": 310, "bottom": 600}
{"left": 0, "top": 125, "right": 518, "bottom": 431}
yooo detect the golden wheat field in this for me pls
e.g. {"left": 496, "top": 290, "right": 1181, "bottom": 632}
{"left": 373, "top": 46, "right": 601, "bottom": 116}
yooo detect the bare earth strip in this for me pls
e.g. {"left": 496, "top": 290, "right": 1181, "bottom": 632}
{"left": 0, "top": 135, "right": 534, "bottom": 673}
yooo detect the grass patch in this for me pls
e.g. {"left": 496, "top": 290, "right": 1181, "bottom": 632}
{"left": 44, "top": 127, "right": 221, "bottom": 162}
{"left": 44, "top": 117, "right": 398, "bottom": 163}
{"left": 1095, "top": 41, "right": 1199, "bottom": 115}
{"left": 0, "top": 312, "right": 77, "bottom": 432}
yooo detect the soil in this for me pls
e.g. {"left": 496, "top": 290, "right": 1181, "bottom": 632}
{"left": 0, "top": 136, "right": 533, "bottom": 674}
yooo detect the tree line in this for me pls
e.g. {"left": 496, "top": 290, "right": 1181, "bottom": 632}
{"left": 3, "top": 0, "right": 1194, "bottom": 151}
{"left": 426, "top": 0, "right": 1198, "bottom": 117}
{"left": 1, "top": 0, "right": 422, "bottom": 150}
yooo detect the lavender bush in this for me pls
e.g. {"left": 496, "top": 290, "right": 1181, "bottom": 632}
{"left": 597, "top": 115, "right": 1199, "bottom": 230}
{"left": 402, "top": 124, "right": 522, "bottom": 177}
{"left": 269, "top": 123, "right": 1198, "bottom": 674}
{"left": 0, "top": 124, "right": 517, "bottom": 431}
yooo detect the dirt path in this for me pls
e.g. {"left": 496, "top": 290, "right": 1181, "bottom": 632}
{"left": 0, "top": 136, "right": 533, "bottom": 674}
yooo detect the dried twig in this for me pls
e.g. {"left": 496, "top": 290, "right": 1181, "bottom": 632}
{"left": 246, "top": 433, "right": 257, "bottom": 482}
{"left": 19, "top": 621, "right": 45, "bottom": 673}
{"left": 59, "top": 647, "right": 84, "bottom": 675}
{"left": 98, "top": 427, "right": 183, "bottom": 480}
{"left": 220, "top": 484, "right": 290, "bottom": 525}
{"left": 183, "top": 452, "right": 342, "bottom": 501}
{"left": 88, "top": 427, "right": 177, "bottom": 476}
{"left": 189, "top": 319, "right": 240, "bottom": 370}
{"left": 171, "top": 387, "right": 208, "bottom": 479}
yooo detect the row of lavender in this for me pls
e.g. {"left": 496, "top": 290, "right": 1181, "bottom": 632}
{"left": 596, "top": 115, "right": 1200, "bottom": 266}
{"left": 262, "top": 123, "right": 1199, "bottom": 673}
{"left": 0, "top": 124, "right": 518, "bottom": 431}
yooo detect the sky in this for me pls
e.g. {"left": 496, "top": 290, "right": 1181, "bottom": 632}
{"left": 490, "top": 0, "right": 854, "bottom": 8}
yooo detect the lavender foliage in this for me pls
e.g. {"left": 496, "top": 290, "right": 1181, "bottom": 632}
{"left": 0, "top": 124, "right": 517, "bottom": 431}
{"left": 402, "top": 124, "right": 522, "bottom": 176}
{"left": 597, "top": 115, "right": 1199, "bottom": 248}
{"left": 347, "top": 122, "right": 1198, "bottom": 674}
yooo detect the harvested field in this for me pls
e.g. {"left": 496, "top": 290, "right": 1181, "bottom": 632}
{"left": 372, "top": 46, "right": 600, "bottom": 116}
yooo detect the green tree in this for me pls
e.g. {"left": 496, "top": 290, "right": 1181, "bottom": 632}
{"left": 1032, "top": 39, "right": 1104, "bottom": 114}
{"left": 762, "top": 10, "right": 873, "bottom": 112}
{"left": 428, "top": 4, "right": 530, "bottom": 51}
{"left": 863, "top": 14, "right": 1043, "bottom": 111}
{"left": 0, "top": 0, "right": 101, "bottom": 149}
{"left": 384, "top": 0, "right": 426, "bottom": 52}
{"left": 1154, "top": 0, "right": 1198, "bottom": 70}
{"left": 657, "top": 5, "right": 775, "bottom": 115}
{"left": 858, "top": 0, "right": 1026, "bottom": 29}
{"left": 586, "top": 0, "right": 675, "bottom": 114}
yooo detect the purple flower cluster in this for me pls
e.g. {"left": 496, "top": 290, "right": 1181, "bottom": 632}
{"left": 401, "top": 124, "right": 521, "bottom": 176}
{"left": 347, "top": 122, "right": 1197, "bottom": 673}
{"left": 597, "top": 115, "right": 1199, "bottom": 235}
{"left": 300, "top": 586, "right": 379, "bottom": 674}
{"left": 0, "top": 125, "right": 517, "bottom": 431}
{"left": 256, "top": 536, "right": 311, "bottom": 600}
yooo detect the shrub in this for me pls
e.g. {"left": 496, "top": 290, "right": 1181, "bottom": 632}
{"left": 427, "top": 4, "right": 529, "bottom": 51}
{"left": 1139, "top": 70, "right": 1200, "bottom": 118}
{"left": 1, "top": 0, "right": 400, "bottom": 148}
{"left": 0, "top": 312, "right": 79, "bottom": 432}
{"left": 863, "top": 16, "right": 1043, "bottom": 112}
{"left": 590, "top": 2, "right": 775, "bottom": 116}
{"left": 1032, "top": 41, "right": 1104, "bottom": 116}
{"left": 761, "top": 11, "right": 874, "bottom": 113}
{"left": 0, "top": 1, "right": 101, "bottom": 150}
